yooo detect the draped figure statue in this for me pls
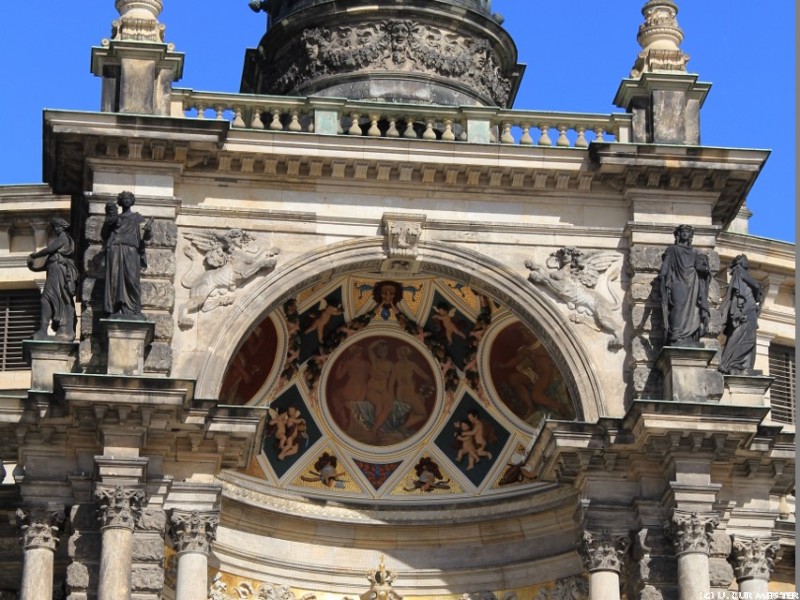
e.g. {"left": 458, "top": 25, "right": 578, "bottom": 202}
{"left": 718, "top": 255, "right": 763, "bottom": 375}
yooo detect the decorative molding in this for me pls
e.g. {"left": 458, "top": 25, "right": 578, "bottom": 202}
{"left": 169, "top": 509, "right": 219, "bottom": 554}
{"left": 730, "top": 536, "right": 782, "bottom": 582}
{"left": 665, "top": 511, "right": 718, "bottom": 556}
{"left": 95, "top": 485, "right": 145, "bottom": 531}
{"left": 15, "top": 508, "right": 65, "bottom": 551}
{"left": 579, "top": 529, "right": 630, "bottom": 573}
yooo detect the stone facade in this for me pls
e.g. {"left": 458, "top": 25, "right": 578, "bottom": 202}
{"left": 0, "top": 1, "right": 794, "bottom": 599}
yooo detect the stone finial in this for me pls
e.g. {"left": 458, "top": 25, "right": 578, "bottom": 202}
{"left": 579, "top": 529, "right": 631, "bottom": 573}
{"left": 730, "top": 536, "right": 782, "bottom": 582}
{"left": 112, "top": 0, "right": 166, "bottom": 42}
{"left": 16, "top": 508, "right": 66, "bottom": 551}
{"left": 631, "top": 0, "right": 690, "bottom": 77}
{"left": 665, "top": 511, "right": 719, "bottom": 556}
{"left": 95, "top": 485, "right": 145, "bottom": 531}
{"left": 360, "top": 555, "right": 403, "bottom": 600}
{"left": 169, "top": 509, "right": 219, "bottom": 555}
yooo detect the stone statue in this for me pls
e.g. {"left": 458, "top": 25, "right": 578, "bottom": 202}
{"left": 659, "top": 225, "right": 710, "bottom": 346}
{"left": 718, "top": 255, "right": 763, "bottom": 375}
{"left": 102, "top": 191, "right": 153, "bottom": 318}
{"left": 27, "top": 217, "right": 79, "bottom": 341}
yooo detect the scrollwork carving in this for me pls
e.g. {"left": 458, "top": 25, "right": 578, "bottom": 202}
{"left": 15, "top": 508, "right": 65, "bottom": 551}
{"left": 579, "top": 529, "right": 630, "bottom": 573}
{"left": 169, "top": 509, "right": 218, "bottom": 554}
{"left": 730, "top": 536, "right": 781, "bottom": 582}
{"left": 665, "top": 511, "right": 718, "bottom": 556}
{"left": 95, "top": 485, "right": 145, "bottom": 531}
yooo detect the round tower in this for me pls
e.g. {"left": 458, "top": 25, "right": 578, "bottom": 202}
{"left": 241, "top": 0, "right": 525, "bottom": 107}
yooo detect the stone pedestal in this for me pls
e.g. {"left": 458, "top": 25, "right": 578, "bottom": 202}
{"left": 656, "top": 346, "right": 721, "bottom": 402}
{"left": 722, "top": 374, "right": 773, "bottom": 407}
{"left": 102, "top": 319, "right": 154, "bottom": 376}
{"left": 23, "top": 340, "right": 79, "bottom": 392}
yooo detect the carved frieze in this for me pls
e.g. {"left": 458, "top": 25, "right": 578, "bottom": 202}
{"left": 579, "top": 529, "right": 631, "bottom": 573}
{"left": 265, "top": 21, "right": 512, "bottom": 105}
{"left": 96, "top": 485, "right": 145, "bottom": 531}
{"left": 730, "top": 536, "right": 781, "bottom": 582}
{"left": 169, "top": 509, "right": 218, "bottom": 554}
{"left": 665, "top": 511, "right": 718, "bottom": 556}
{"left": 525, "top": 247, "right": 624, "bottom": 349}
{"left": 16, "top": 508, "right": 65, "bottom": 551}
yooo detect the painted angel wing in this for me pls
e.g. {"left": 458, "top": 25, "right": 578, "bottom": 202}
{"left": 576, "top": 251, "right": 620, "bottom": 288}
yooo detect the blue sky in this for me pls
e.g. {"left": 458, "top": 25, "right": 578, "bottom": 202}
{"left": 0, "top": 1, "right": 794, "bottom": 242}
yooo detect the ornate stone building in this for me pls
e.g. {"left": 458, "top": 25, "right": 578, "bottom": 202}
{"left": 0, "top": 1, "right": 795, "bottom": 599}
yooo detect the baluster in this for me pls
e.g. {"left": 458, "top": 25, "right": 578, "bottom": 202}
{"left": 403, "top": 118, "right": 417, "bottom": 139}
{"left": 269, "top": 109, "right": 283, "bottom": 130}
{"left": 537, "top": 124, "right": 553, "bottom": 146}
{"left": 423, "top": 119, "right": 437, "bottom": 140}
{"left": 489, "top": 128, "right": 497, "bottom": 143}
{"left": 232, "top": 107, "right": 246, "bottom": 128}
{"left": 386, "top": 118, "right": 400, "bottom": 137}
{"left": 214, "top": 105, "right": 225, "bottom": 120}
{"left": 196, "top": 104, "right": 206, "bottom": 119}
{"left": 593, "top": 126, "right": 605, "bottom": 143}
{"left": 500, "top": 123, "right": 515, "bottom": 144}
{"left": 348, "top": 113, "right": 362, "bottom": 135}
{"left": 288, "top": 111, "right": 302, "bottom": 132}
{"left": 307, "top": 115, "right": 314, "bottom": 133}
{"left": 519, "top": 123, "right": 533, "bottom": 145}
{"left": 556, "top": 124, "right": 570, "bottom": 147}
{"left": 368, "top": 114, "right": 381, "bottom": 137}
{"left": 442, "top": 119, "right": 456, "bottom": 141}
{"left": 575, "top": 126, "right": 588, "bottom": 148}
{"left": 251, "top": 108, "right": 264, "bottom": 129}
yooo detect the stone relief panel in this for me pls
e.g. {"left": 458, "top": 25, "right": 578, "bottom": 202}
{"left": 179, "top": 229, "right": 280, "bottom": 329}
{"left": 264, "top": 21, "right": 513, "bottom": 105}
{"left": 525, "top": 247, "right": 624, "bottom": 349}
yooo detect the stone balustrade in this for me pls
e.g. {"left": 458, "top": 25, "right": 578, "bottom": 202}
{"left": 170, "top": 89, "right": 631, "bottom": 148}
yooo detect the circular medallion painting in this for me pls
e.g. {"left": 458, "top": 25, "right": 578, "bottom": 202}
{"left": 488, "top": 321, "right": 575, "bottom": 426}
{"left": 324, "top": 334, "right": 438, "bottom": 447}
{"left": 219, "top": 316, "right": 279, "bottom": 405}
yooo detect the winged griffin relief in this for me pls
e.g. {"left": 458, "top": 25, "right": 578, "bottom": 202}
{"left": 179, "top": 229, "right": 280, "bottom": 329}
{"left": 525, "top": 247, "right": 624, "bottom": 349}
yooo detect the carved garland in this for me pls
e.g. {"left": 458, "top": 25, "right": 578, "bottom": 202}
{"left": 265, "top": 21, "right": 512, "bottom": 105}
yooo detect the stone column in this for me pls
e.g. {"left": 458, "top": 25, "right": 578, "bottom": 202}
{"left": 730, "top": 536, "right": 781, "bottom": 595}
{"left": 16, "top": 508, "right": 65, "bottom": 600}
{"left": 169, "top": 509, "right": 219, "bottom": 600}
{"left": 96, "top": 485, "right": 145, "bottom": 600}
{"left": 666, "top": 511, "right": 718, "bottom": 600}
{"left": 579, "top": 529, "right": 630, "bottom": 600}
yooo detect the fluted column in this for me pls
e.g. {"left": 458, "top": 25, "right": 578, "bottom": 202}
{"left": 730, "top": 536, "right": 782, "bottom": 595}
{"left": 579, "top": 529, "right": 630, "bottom": 600}
{"left": 96, "top": 485, "right": 145, "bottom": 600}
{"left": 169, "top": 509, "right": 219, "bottom": 600}
{"left": 16, "top": 508, "right": 65, "bottom": 600}
{"left": 666, "top": 511, "right": 718, "bottom": 600}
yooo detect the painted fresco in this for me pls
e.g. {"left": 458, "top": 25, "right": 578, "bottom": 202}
{"left": 262, "top": 385, "right": 321, "bottom": 479}
{"left": 219, "top": 316, "right": 278, "bottom": 405}
{"left": 353, "top": 459, "right": 403, "bottom": 491}
{"left": 326, "top": 334, "right": 437, "bottom": 446}
{"left": 488, "top": 322, "right": 575, "bottom": 426}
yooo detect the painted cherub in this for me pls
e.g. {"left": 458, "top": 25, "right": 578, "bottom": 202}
{"left": 454, "top": 420, "right": 482, "bottom": 470}
{"left": 431, "top": 302, "right": 466, "bottom": 344}
{"left": 304, "top": 299, "right": 343, "bottom": 342}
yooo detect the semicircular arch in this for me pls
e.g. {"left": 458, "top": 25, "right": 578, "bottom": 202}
{"left": 194, "top": 238, "right": 605, "bottom": 422}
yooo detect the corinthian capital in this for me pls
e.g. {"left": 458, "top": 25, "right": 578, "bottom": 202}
{"left": 730, "top": 536, "right": 782, "bottom": 582}
{"left": 16, "top": 508, "right": 65, "bottom": 551}
{"left": 95, "top": 485, "right": 145, "bottom": 531}
{"left": 169, "top": 509, "right": 219, "bottom": 554}
{"left": 579, "top": 529, "right": 630, "bottom": 573}
{"left": 665, "top": 511, "right": 718, "bottom": 556}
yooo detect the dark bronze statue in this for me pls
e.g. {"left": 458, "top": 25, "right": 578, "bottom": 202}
{"left": 27, "top": 218, "right": 79, "bottom": 341}
{"left": 102, "top": 191, "right": 153, "bottom": 318}
{"left": 659, "top": 224, "right": 710, "bottom": 346}
{"left": 718, "top": 255, "right": 764, "bottom": 375}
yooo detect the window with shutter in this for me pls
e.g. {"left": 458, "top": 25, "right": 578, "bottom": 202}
{"left": 0, "top": 290, "right": 40, "bottom": 371}
{"left": 769, "top": 344, "right": 796, "bottom": 425}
